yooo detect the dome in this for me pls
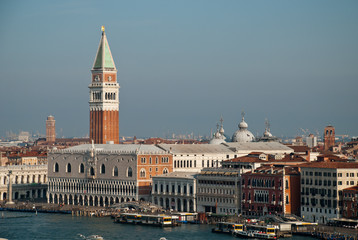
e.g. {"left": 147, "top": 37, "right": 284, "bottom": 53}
{"left": 215, "top": 131, "right": 221, "bottom": 138}
{"left": 232, "top": 129, "right": 255, "bottom": 142}
{"left": 209, "top": 117, "right": 226, "bottom": 144}
{"left": 219, "top": 126, "right": 225, "bottom": 135}
{"left": 232, "top": 113, "right": 255, "bottom": 143}
{"left": 239, "top": 120, "right": 248, "bottom": 129}
{"left": 264, "top": 130, "right": 273, "bottom": 137}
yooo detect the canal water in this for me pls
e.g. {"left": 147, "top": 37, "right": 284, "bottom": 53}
{"left": 0, "top": 211, "right": 317, "bottom": 240}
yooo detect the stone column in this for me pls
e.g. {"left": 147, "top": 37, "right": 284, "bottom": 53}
{"left": 6, "top": 170, "right": 15, "bottom": 205}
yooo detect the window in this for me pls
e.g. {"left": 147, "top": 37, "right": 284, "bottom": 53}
{"left": 66, "top": 163, "right": 71, "bottom": 173}
{"left": 127, "top": 167, "right": 133, "bottom": 177}
{"left": 79, "top": 163, "right": 84, "bottom": 173}
{"left": 54, "top": 163, "right": 59, "bottom": 173}
{"left": 113, "top": 166, "right": 118, "bottom": 177}
{"left": 140, "top": 157, "right": 146, "bottom": 164}
{"left": 338, "top": 181, "right": 342, "bottom": 185}
{"left": 163, "top": 168, "right": 168, "bottom": 174}
{"left": 155, "top": 157, "right": 158, "bottom": 164}
{"left": 90, "top": 167, "right": 95, "bottom": 176}
{"left": 140, "top": 169, "right": 146, "bottom": 178}
{"left": 100, "top": 164, "right": 105, "bottom": 174}
{"left": 285, "top": 180, "right": 289, "bottom": 189}
{"left": 149, "top": 157, "right": 152, "bottom": 164}
{"left": 338, "top": 173, "right": 342, "bottom": 177}
{"left": 286, "top": 195, "right": 289, "bottom": 204}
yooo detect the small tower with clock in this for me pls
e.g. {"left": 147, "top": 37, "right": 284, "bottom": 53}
{"left": 89, "top": 26, "right": 120, "bottom": 144}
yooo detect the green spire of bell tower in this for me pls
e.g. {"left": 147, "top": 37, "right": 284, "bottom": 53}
{"left": 92, "top": 26, "right": 117, "bottom": 71}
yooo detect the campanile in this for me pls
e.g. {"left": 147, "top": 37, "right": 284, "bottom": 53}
{"left": 89, "top": 26, "right": 120, "bottom": 144}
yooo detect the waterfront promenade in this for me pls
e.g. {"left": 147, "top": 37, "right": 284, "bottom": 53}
{"left": 1, "top": 200, "right": 358, "bottom": 240}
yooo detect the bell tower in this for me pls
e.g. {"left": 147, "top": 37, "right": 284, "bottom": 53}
{"left": 324, "top": 125, "right": 335, "bottom": 151}
{"left": 89, "top": 26, "right": 120, "bottom": 144}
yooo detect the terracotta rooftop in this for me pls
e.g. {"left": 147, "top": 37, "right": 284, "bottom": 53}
{"left": 298, "top": 161, "right": 358, "bottom": 169}
{"left": 224, "top": 156, "right": 266, "bottom": 163}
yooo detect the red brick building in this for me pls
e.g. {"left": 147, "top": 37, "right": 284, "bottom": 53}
{"left": 136, "top": 154, "right": 173, "bottom": 197}
{"left": 241, "top": 165, "right": 301, "bottom": 216}
{"left": 342, "top": 185, "right": 358, "bottom": 219}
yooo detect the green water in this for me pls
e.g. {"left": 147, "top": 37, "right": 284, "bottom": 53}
{"left": 0, "top": 211, "right": 316, "bottom": 240}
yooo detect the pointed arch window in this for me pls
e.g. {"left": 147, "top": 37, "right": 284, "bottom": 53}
{"left": 100, "top": 164, "right": 105, "bottom": 174}
{"left": 113, "top": 166, "right": 119, "bottom": 177}
{"left": 90, "top": 167, "right": 95, "bottom": 176}
{"left": 127, "top": 167, "right": 133, "bottom": 178}
{"left": 140, "top": 168, "right": 146, "bottom": 178}
{"left": 66, "top": 163, "right": 71, "bottom": 173}
{"left": 163, "top": 168, "right": 168, "bottom": 174}
{"left": 54, "top": 163, "right": 59, "bottom": 173}
{"left": 79, "top": 163, "right": 84, "bottom": 173}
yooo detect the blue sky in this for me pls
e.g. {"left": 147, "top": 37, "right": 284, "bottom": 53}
{"left": 0, "top": 0, "right": 357, "bottom": 139}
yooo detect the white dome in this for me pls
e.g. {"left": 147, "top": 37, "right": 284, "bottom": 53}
{"left": 232, "top": 113, "right": 254, "bottom": 143}
{"left": 210, "top": 117, "right": 227, "bottom": 144}
{"left": 264, "top": 130, "right": 273, "bottom": 137}
{"left": 239, "top": 120, "right": 248, "bottom": 129}
{"left": 219, "top": 126, "right": 225, "bottom": 135}
{"left": 232, "top": 129, "right": 255, "bottom": 142}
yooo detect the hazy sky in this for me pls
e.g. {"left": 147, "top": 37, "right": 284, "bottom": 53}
{"left": 0, "top": 0, "right": 357, "bottom": 139}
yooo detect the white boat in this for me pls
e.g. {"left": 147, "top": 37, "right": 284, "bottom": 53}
{"left": 78, "top": 234, "right": 104, "bottom": 240}
{"left": 234, "top": 224, "right": 278, "bottom": 239}
{"left": 235, "top": 229, "right": 278, "bottom": 239}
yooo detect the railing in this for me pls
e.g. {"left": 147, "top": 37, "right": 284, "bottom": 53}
{"left": 0, "top": 165, "right": 47, "bottom": 171}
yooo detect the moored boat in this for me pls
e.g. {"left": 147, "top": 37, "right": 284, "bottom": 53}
{"left": 212, "top": 222, "right": 244, "bottom": 234}
{"left": 113, "top": 213, "right": 178, "bottom": 227}
{"left": 234, "top": 224, "right": 278, "bottom": 239}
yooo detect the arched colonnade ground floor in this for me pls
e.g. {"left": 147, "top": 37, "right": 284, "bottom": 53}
{"left": 48, "top": 193, "right": 137, "bottom": 207}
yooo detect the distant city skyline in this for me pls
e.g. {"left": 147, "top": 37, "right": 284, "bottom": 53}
{"left": 1, "top": 0, "right": 357, "bottom": 139}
